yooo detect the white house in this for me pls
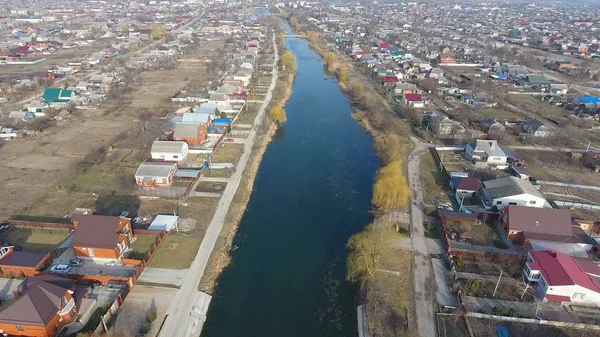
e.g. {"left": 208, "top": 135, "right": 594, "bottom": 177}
{"left": 135, "top": 162, "right": 177, "bottom": 188}
{"left": 524, "top": 250, "right": 600, "bottom": 306}
{"left": 464, "top": 139, "right": 508, "bottom": 168}
{"left": 150, "top": 141, "right": 189, "bottom": 166}
{"left": 480, "top": 176, "right": 548, "bottom": 210}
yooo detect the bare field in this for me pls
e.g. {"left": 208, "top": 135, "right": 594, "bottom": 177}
{"left": 127, "top": 41, "right": 224, "bottom": 108}
{"left": 516, "top": 150, "right": 599, "bottom": 185}
{"left": 0, "top": 49, "right": 223, "bottom": 218}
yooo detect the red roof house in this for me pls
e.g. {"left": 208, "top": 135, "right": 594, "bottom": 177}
{"left": 379, "top": 42, "right": 392, "bottom": 49}
{"left": 524, "top": 250, "right": 600, "bottom": 306}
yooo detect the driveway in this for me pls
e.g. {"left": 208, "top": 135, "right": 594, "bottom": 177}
{"left": 112, "top": 285, "right": 178, "bottom": 337}
{"left": 138, "top": 268, "right": 188, "bottom": 287}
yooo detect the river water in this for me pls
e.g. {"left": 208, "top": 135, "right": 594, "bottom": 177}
{"left": 202, "top": 22, "right": 380, "bottom": 337}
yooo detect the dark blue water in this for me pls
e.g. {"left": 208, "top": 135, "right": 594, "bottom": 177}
{"left": 202, "top": 22, "right": 380, "bottom": 337}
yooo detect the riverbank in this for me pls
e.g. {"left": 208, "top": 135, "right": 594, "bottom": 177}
{"left": 199, "top": 58, "right": 296, "bottom": 293}
{"left": 304, "top": 26, "right": 418, "bottom": 337}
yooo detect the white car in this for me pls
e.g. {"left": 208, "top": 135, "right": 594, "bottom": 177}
{"left": 49, "top": 264, "right": 71, "bottom": 274}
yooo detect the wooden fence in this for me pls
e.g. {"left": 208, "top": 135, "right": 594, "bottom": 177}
{"left": 6, "top": 219, "right": 74, "bottom": 230}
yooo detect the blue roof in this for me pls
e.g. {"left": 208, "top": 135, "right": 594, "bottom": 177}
{"left": 576, "top": 96, "right": 600, "bottom": 104}
{"left": 213, "top": 118, "right": 231, "bottom": 124}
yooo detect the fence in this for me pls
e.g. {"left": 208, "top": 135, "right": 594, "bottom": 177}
{"left": 6, "top": 218, "right": 74, "bottom": 230}
{"left": 553, "top": 200, "right": 600, "bottom": 210}
{"left": 465, "top": 312, "right": 600, "bottom": 331}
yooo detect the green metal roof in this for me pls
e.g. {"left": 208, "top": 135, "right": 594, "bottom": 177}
{"left": 43, "top": 88, "right": 73, "bottom": 103}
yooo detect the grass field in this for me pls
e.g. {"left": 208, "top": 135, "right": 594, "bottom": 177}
{"left": 128, "top": 235, "right": 158, "bottom": 260}
{"left": 148, "top": 235, "right": 201, "bottom": 269}
{"left": 211, "top": 143, "right": 244, "bottom": 163}
{"left": 2, "top": 228, "right": 71, "bottom": 253}
{"left": 420, "top": 151, "right": 451, "bottom": 206}
{"left": 365, "top": 230, "right": 415, "bottom": 337}
{"left": 195, "top": 181, "right": 227, "bottom": 193}
{"left": 70, "top": 167, "right": 137, "bottom": 195}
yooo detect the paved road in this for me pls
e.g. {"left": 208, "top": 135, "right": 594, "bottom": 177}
{"left": 158, "top": 33, "right": 279, "bottom": 337}
{"left": 407, "top": 138, "right": 438, "bottom": 337}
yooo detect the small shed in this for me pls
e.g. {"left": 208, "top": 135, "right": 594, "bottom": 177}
{"left": 148, "top": 215, "right": 179, "bottom": 232}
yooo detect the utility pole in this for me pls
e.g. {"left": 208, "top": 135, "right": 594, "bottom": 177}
{"left": 492, "top": 269, "right": 503, "bottom": 297}
{"left": 520, "top": 281, "right": 530, "bottom": 300}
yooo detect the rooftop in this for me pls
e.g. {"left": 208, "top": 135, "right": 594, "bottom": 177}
{"left": 483, "top": 176, "right": 545, "bottom": 200}
{"left": 529, "top": 250, "right": 600, "bottom": 293}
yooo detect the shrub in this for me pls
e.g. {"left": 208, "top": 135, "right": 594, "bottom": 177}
{"left": 146, "top": 311, "right": 157, "bottom": 323}
{"left": 139, "top": 322, "right": 151, "bottom": 335}
{"left": 455, "top": 257, "right": 464, "bottom": 268}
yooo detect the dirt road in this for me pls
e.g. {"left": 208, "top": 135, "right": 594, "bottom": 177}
{"left": 407, "top": 137, "right": 438, "bottom": 337}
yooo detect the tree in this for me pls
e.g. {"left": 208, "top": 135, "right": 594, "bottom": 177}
{"left": 372, "top": 160, "right": 411, "bottom": 210}
{"left": 290, "top": 16, "right": 298, "bottom": 28}
{"left": 307, "top": 31, "right": 317, "bottom": 45}
{"left": 150, "top": 25, "right": 167, "bottom": 40}
{"left": 277, "top": 31, "right": 286, "bottom": 44}
{"left": 338, "top": 69, "right": 349, "bottom": 83}
{"left": 323, "top": 52, "right": 338, "bottom": 67}
{"left": 346, "top": 224, "right": 385, "bottom": 284}
{"left": 280, "top": 51, "right": 297, "bottom": 71}
{"left": 268, "top": 105, "right": 287, "bottom": 124}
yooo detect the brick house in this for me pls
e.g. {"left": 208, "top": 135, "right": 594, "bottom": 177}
{"left": 71, "top": 215, "right": 134, "bottom": 261}
{"left": 0, "top": 275, "right": 79, "bottom": 337}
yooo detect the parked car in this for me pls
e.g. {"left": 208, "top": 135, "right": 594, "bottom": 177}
{"left": 69, "top": 259, "right": 83, "bottom": 267}
{"left": 49, "top": 264, "right": 71, "bottom": 274}
{"left": 119, "top": 210, "right": 129, "bottom": 218}
{"left": 224, "top": 138, "right": 235, "bottom": 143}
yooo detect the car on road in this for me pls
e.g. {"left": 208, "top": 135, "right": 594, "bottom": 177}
{"left": 69, "top": 259, "right": 84, "bottom": 267}
{"left": 49, "top": 264, "right": 71, "bottom": 274}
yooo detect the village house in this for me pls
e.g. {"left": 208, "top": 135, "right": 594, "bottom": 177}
{"left": 464, "top": 139, "right": 508, "bottom": 168}
{"left": 0, "top": 246, "right": 52, "bottom": 277}
{"left": 523, "top": 119, "right": 555, "bottom": 138}
{"left": 524, "top": 250, "right": 600, "bottom": 306}
{"left": 71, "top": 214, "right": 134, "bottom": 261}
{"left": 173, "top": 122, "right": 207, "bottom": 146}
{"left": 135, "top": 162, "right": 177, "bottom": 188}
{"left": 480, "top": 176, "right": 548, "bottom": 210}
{"left": 150, "top": 141, "right": 189, "bottom": 166}
{"left": 499, "top": 206, "right": 595, "bottom": 255}
{"left": 0, "top": 275, "right": 79, "bottom": 337}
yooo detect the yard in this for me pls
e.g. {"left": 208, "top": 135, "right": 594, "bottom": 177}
{"left": 234, "top": 102, "right": 261, "bottom": 124}
{"left": 211, "top": 143, "right": 244, "bottom": 164}
{"left": 70, "top": 166, "right": 137, "bottom": 195}
{"left": 147, "top": 235, "right": 201, "bottom": 269}
{"left": 443, "top": 217, "right": 506, "bottom": 248}
{"left": 2, "top": 228, "right": 71, "bottom": 253}
{"left": 437, "top": 314, "right": 469, "bottom": 337}
{"left": 454, "top": 255, "right": 525, "bottom": 279}
{"left": 420, "top": 150, "right": 451, "bottom": 206}
{"left": 195, "top": 181, "right": 227, "bottom": 193}
{"left": 127, "top": 235, "right": 159, "bottom": 261}
{"left": 458, "top": 278, "right": 534, "bottom": 302}
{"left": 201, "top": 168, "right": 234, "bottom": 178}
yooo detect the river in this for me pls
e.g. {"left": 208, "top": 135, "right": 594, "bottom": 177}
{"left": 201, "top": 21, "right": 380, "bottom": 337}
